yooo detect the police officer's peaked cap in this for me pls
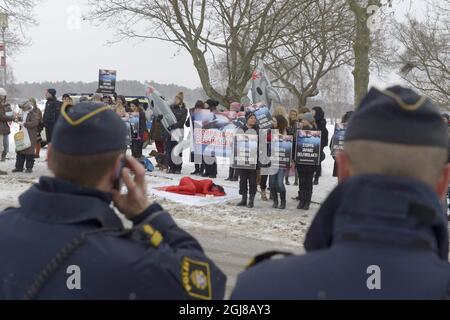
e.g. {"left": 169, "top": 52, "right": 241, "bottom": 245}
{"left": 346, "top": 86, "right": 448, "bottom": 148}
{"left": 52, "top": 102, "right": 127, "bottom": 155}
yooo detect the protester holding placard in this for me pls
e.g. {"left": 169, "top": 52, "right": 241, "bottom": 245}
{"left": 236, "top": 112, "right": 259, "bottom": 208}
{"left": 286, "top": 109, "right": 299, "bottom": 186}
{"left": 269, "top": 115, "right": 290, "bottom": 210}
{"left": 295, "top": 112, "right": 319, "bottom": 210}
{"left": 312, "top": 106, "right": 329, "bottom": 186}
{"left": 331, "top": 111, "right": 353, "bottom": 177}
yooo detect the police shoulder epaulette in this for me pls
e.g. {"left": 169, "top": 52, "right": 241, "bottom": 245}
{"left": 124, "top": 223, "right": 164, "bottom": 248}
{"left": 246, "top": 251, "right": 293, "bottom": 269}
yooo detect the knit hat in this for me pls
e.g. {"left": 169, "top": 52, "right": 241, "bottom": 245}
{"left": 47, "top": 88, "right": 57, "bottom": 97}
{"left": 303, "top": 112, "right": 315, "bottom": 123}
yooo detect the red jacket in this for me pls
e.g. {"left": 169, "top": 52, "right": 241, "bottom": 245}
{"left": 166, "top": 177, "right": 225, "bottom": 197}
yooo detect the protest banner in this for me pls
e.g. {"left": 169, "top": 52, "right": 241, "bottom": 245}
{"left": 295, "top": 130, "right": 322, "bottom": 165}
{"left": 232, "top": 133, "right": 258, "bottom": 170}
{"left": 191, "top": 109, "right": 246, "bottom": 159}
{"left": 98, "top": 69, "right": 117, "bottom": 94}
{"left": 331, "top": 123, "right": 347, "bottom": 156}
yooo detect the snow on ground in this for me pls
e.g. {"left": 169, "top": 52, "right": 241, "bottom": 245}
{"left": 0, "top": 123, "right": 338, "bottom": 249}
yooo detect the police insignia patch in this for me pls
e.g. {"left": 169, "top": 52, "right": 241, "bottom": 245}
{"left": 181, "top": 257, "right": 212, "bottom": 300}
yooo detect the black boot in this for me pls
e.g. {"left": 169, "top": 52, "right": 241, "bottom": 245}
{"left": 297, "top": 191, "right": 305, "bottom": 209}
{"left": 271, "top": 191, "right": 278, "bottom": 208}
{"left": 279, "top": 192, "right": 286, "bottom": 210}
{"left": 303, "top": 190, "right": 312, "bottom": 210}
{"left": 225, "top": 167, "right": 234, "bottom": 181}
{"left": 313, "top": 175, "right": 319, "bottom": 186}
{"left": 237, "top": 195, "right": 247, "bottom": 207}
{"left": 247, "top": 194, "right": 255, "bottom": 208}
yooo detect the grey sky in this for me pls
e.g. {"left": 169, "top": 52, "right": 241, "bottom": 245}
{"left": 10, "top": 0, "right": 428, "bottom": 90}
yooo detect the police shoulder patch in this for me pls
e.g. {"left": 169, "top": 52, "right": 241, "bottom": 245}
{"left": 181, "top": 257, "right": 212, "bottom": 300}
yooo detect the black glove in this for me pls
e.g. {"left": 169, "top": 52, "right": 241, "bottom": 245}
{"left": 157, "top": 114, "right": 164, "bottom": 121}
{"left": 167, "top": 124, "right": 175, "bottom": 131}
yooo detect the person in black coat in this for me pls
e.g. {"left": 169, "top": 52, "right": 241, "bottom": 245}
{"left": 237, "top": 112, "right": 260, "bottom": 209}
{"left": 42, "top": 88, "right": 62, "bottom": 143}
{"left": 296, "top": 112, "right": 319, "bottom": 210}
{"left": 166, "top": 92, "right": 188, "bottom": 174}
{"left": 312, "top": 106, "right": 329, "bottom": 185}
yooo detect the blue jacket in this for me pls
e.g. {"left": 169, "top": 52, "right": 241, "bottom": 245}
{"left": 0, "top": 177, "right": 226, "bottom": 300}
{"left": 232, "top": 174, "right": 450, "bottom": 299}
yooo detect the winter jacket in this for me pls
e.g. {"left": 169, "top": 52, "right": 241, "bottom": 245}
{"left": 18, "top": 109, "right": 40, "bottom": 156}
{"left": 0, "top": 103, "right": 13, "bottom": 135}
{"left": 43, "top": 97, "right": 62, "bottom": 129}
{"left": 0, "top": 177, "right": 226, "bottom": 299}
{"left": 232, "top": 174, "right": 450, "bottom": 299}
{"left": 168, "top": 103, "right": 188, "bottom": 131}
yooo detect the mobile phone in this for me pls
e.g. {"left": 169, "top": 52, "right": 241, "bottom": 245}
{"left": 113, "top": 156, "right": 126, "bottom": 191}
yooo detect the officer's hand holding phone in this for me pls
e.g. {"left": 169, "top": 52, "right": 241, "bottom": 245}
{"left": 111, "top": 156, "right": 150, "bottom": 220}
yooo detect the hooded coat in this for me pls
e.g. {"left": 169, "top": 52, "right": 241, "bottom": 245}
{"left": 312, "top": 106, "right": 329, "bottom": 157}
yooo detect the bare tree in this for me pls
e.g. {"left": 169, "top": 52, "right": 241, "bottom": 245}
{"left": 87, "top": 0, "right": 315, "bottom": 107}
{"left": 394, "top": 1, "right": 450, "bottom": 106}
{"left": 265, "top": 0, "right": 354, "bottom": 108}
{"left": 0, "top": 0, "right": 39, "bottom": 53}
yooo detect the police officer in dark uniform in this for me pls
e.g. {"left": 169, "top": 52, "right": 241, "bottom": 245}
{"left": 232, "top": 86, "right": 450, "bottom": 299}
{"left": 0, "top": 102, "right": 226, "bottom": 300}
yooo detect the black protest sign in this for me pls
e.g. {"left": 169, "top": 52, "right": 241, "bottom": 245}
{"left": 331, "top": 123, "right": 347, "bottom": 156}
{"left": 271, "top": 134, "right": 293, "bottom": 169}
{"left": 232, "top": 133, "right": 258, "bottom": 170}
{"left": 98, "top": 69, "right": 117, "bottom": 94}
{"left": 295, "top": 130, "right": 321, "bottom": 165}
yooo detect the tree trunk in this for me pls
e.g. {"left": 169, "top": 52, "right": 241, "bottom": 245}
{"left": 348, "top": 0, "right": 380, "bottom": 107}
{"left": 352, "top": 17, "right": 371, "bottom": 107}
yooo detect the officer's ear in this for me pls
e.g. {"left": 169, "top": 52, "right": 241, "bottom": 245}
{"left": 435, "top": 164, "right": 450, "bottom": 200}
{"left": 336, "top": 151, "right": 351, "bottom": 183}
